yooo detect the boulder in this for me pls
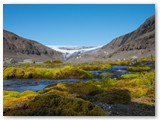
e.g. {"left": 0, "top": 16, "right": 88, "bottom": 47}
{"left": 129, "top": 56, "right": 138, "bottom": 66}
{"left": 117, "top": 59, "right": 121, "bottom": 62}
{"left": 23, "top": 59, "right": 35, "bottom": 64}
{"left": 3, "top": 58, "right": 17, "bottom": 64}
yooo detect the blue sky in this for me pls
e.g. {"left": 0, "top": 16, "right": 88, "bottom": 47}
{"left": 3, "top": 4, "right": 155, "bottom": 46}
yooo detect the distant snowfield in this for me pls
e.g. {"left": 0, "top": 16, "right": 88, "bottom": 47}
{"left": 47, "top": 45, "right": 102, "bottom": 59}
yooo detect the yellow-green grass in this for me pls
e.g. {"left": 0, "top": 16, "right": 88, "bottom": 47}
{"left": 120, "top": 73, "right": 139, "bottom": 79}
{"left": 75, "top": 62, "right": 111, "bottom": 71}
{"left": 109, "top": 60, "right": 130, "bottom": 65}
{"left": 3, "top": 90, "right": 38, "bottom": 107}
{"left": 127, "top": 66, "right": 151, "bottom": 72}
{"left": 3, "top": 66, "right": 93, "bottom": 79}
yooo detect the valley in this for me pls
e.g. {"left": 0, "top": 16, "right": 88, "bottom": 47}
{"left": 3, "top": 15, "right": 155, "bottom": 116}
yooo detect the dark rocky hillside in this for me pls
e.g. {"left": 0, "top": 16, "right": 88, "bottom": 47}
{"left": 3, "top": 30, "right": 63, "bottom": 62}
{"left": 67, "top": 15, "right": 155, "bottom": 62}
{"left": 101, "top": 15, "right": 155, "bottom": 58}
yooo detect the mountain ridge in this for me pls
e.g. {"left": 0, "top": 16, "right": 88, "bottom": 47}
{"left": 3, "top": 30, "right": 63, "bottom": 62}
{"left": 3, "top": 15, "right": 155, "bottom": 63}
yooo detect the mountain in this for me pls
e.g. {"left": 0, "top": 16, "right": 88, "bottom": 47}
{"left": 3, "top": 15, "right": 155, "bottom": 63}
{"left": 3, "top": 30, "right": 63, "bottom": 62}
{"left": 101, "top": 15, "right": 155, "bottom": 59}
{"left": 67, "top": 15, "right": 155, "bottom": 62}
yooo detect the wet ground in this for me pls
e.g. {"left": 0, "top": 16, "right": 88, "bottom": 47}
{"left": 4, "top": 65, "right": 131, "bottom": 92}
{"left": 3, "top": 61, "right": 154, "bottom": 92}
{"left": 89, "top": 65, "right": 135, "bottom": 79}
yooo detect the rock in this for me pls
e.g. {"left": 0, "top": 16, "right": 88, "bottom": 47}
{"left": 3, "top": 58, "right": 17, "bottom": 64}
{"left": 129, "top": 56, "right": 138, "bottom": 65}
{"left": 23, "top": 59, "right": 35, "bottom": 64}
{"left": 117, "top": 59, "right": 121, "bottom": 62}
{"left": 94, "top": 102, "right": 112, "bottom": 115}
{"left": 111, "top": 74, "right": 119, "bottom": 80}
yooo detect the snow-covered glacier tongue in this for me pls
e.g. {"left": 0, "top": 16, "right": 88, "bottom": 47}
{"left": 47, "top": 45, "right": 102, "bottom": 60}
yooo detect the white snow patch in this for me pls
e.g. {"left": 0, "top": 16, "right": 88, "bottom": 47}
{"left": 47, "top": 45, "right": 102, "bottom": 59}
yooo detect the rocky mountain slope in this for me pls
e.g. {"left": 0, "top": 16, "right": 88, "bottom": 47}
{"left": 67, "top": 15, "right": 155, "bottom": 62}
{"left": 3, "top": 30, "right": 63, "bottom": 62}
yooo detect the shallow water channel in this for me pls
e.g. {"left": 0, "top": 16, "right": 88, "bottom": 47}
{"left": 3, "top": 64, "right": 143, "bottom": 92}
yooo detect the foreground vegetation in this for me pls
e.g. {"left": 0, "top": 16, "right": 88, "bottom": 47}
{"left": 4, "top": 70, "right": 155, "bottom": 116}
{"left": 4, "top": 93, "right": 106, "bottom": 116}
{"left": 3, "top": 59, "right": 155, "bottom": 116}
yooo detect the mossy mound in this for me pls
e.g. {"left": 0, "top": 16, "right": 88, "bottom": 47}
{"left": 3, "top": 90, "right": 38, "bottom": 108}
{"left": 92, "top": 89, "right": 131, "bottom": 104}
{"left": 120, "top": 74, "right": 139, "bottom": 79}
{"left": 41, "top": 82, "right": 104, "bottom": 100}
{"left": 127, "top": 66, "right": 151, "bottom": 72}
{"left": 3, "top": 66, "right": 93, "bottom": 79}
{"left": 4, "top": 94, "right": 107, "bottom": 116}
{"left": 75, "top": 62, "right": 111, "bottom": 71}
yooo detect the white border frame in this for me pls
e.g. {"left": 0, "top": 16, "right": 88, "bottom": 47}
{"left": 0, "top": 0, "right": 159, "bottom": 120}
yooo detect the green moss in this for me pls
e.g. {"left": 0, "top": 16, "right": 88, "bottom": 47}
{"left": 14, "top": 68, "right": 24, "bottom": 78}
{"left": 4, "top": 94, "right": 107, "bottom": 116}
{"left": 127, "top": 66, "right": 151, "bottom": 72}
{"left": 100, "top": 73, "right": 113, "bottom": 79}
{"left": 3, "top": 67, "right": 16, "bottom": 79}
{"left": 75, "top": 62, "right": 111, "bottom": 71}
{"left": 92, "top": 89, "right": 131, "bottom": 104}
{"left": 3, "top": 59, "right": 155, "bottom": 116}
{"left": 110, "top": 60, "right": 130, "bottom": 65}
{"left": 56, "top": 83, "right": 66, "bottom": 89}
{"left": 120, "top": 74, "right": 139, "bottom": 79}
{"left": 65, "top": 82, "right": 103, "bottom": 97}
{"left": 3, "top": 90, "right": 38, "bottom": 107}
{"left": 3, "top": 66, "right": 93, "bottom": 79}
{"left": 128, "top": 87, "right": 148, "bottom": 98}
{"left": 115, "top": 71, "right": 155, "bottom": 98}
{"left": 37, "top": 71, "right": 155, "bottom": 101}
{"left": 44, "top": 60, "right": 63, "bottom": 64}
{"left": 101, "top": 64, "right": 112, "bottom": 70}
{"left": 60, "top": 66, "right": 93, "bottom": 79}
{"left": 137, "top": 57, "right": 155, "bottom": 63}
{"left": 100, "top": 78, "right": 117, "bottom": 87}
{"left": 3, "top": 70, "right": 155, "bottom": 116}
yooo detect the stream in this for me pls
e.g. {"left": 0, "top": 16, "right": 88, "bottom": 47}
{"left": 3, "top": 79, "right": 87, "bottom": 92}
{"left": 3, "top": 62, "right": 154, "bottom": 92}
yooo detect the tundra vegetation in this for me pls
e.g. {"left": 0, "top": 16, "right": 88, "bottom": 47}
{"left": 3, "top": 61, "right": 111, "bottom": 79}
{"left": 3, "top": 58, "right": 155, "bottom": 116}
